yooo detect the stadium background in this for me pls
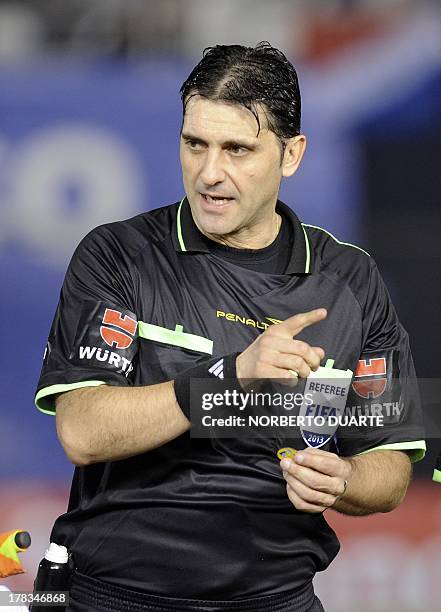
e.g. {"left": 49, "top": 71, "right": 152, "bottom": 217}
{"left": 0, "top": 1, "right": 440, "bottom": 610}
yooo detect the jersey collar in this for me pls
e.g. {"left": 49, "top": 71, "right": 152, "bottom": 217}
{"left": 172, "top": 196, "right": 312, "bottom": 274}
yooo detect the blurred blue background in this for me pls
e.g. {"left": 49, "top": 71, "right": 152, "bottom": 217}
{"left": 0, "top": 1, "right": 440, "bottom": 610}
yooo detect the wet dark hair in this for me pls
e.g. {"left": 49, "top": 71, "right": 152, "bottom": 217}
{"left": 180, "top": 42, "right": 301, "bottom": 152}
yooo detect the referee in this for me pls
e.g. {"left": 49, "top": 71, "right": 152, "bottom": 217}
{"left": 35, "top": 43, "right": 425, "bottom": 612}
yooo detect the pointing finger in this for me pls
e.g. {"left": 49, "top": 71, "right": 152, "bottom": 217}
{"left": 281, "top": 309, "right": 327, "bottom": 337}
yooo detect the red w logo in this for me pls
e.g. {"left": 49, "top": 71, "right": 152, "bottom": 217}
{"left": 352, "top": 357, "right": 387, "bottom": 399}
{"left": 100, "top": 309, "right": 137, "bottom": 349}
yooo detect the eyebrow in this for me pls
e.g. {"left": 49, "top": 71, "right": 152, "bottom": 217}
{"left": 181, "top": 132, "right": 258, "bottom": 149}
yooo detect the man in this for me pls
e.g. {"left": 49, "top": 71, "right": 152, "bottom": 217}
{"left": 35, "top": 43, "right": 425, "bottom": 611}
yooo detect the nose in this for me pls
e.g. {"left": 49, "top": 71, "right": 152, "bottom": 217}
{"left": 200, "top": 150, "right": 225, "bottom": 186}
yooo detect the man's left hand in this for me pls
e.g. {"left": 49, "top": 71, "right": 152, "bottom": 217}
{"left": 280, "top": 448, "right": 352, "bottom": 513}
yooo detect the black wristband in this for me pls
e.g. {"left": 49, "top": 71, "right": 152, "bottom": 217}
{"left": 173, "top": 353, "right": 241, "bottom": 421}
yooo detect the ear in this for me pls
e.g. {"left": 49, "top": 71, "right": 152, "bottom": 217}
{"left": 282, "top": 135, "right": 307, "bottom": 177}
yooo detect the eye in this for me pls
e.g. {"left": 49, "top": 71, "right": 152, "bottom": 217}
{"left": 185, "top": 139, "right": 204, "bottom": 151}
{"left": 228, "top": 144, "right": 248, "bottom": 156}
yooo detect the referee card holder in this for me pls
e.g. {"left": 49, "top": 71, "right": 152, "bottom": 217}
{"left": 274, "top": 359, "right": 353, "bottom": 461}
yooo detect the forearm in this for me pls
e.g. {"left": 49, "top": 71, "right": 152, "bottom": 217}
{"left": 332, "top": 450, "right": 412, "bottom": 516}
{"left": 56, "top": 382, "right": 189, "bottom": 466}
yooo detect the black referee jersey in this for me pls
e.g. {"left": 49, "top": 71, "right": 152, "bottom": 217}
{"left": 35, "top": 198, "right": 425, "bottom": 600}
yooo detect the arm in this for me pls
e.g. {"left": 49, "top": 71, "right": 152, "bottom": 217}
{"left": 56, "top": 309, "right": 327, "bottom": 466}
{"left": 56, "top": 382, "right": 190, "bottom": 466}
{"left": 280, "top": 447, "right": 412, "bottom": 516}
{"left": 333, "top": 450, "right": 411, "bottom": 515}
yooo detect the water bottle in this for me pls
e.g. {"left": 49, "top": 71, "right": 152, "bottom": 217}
{"left": 30, "top": 543, "right": 71, "bottom": 611}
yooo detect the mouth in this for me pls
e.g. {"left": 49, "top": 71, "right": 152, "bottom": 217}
{"left": 200, "top": 193, "right": 235, "bottom": 208}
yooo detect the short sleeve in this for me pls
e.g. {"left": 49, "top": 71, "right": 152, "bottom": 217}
{"left": 433, "top": 452, "right": 441, "bottom": 483}
{"left": 337, "top": 259, "right": 426, "bottom": 463}
{"left": 35, "top": 225, "right": 140, "bottom": 414}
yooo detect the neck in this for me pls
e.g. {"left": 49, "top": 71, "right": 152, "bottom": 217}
{"left": 202, "top": 212, "right": 282, "bottom": 250}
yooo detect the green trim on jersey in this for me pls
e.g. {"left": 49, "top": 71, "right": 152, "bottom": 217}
{"left": 35, "top": 380, "right": 106, "bottom": 414}
{"left": 433, "top": 469, "right": 441, "bottom": 484}
{"left": 356, "top": 440, "right": 426, "bottom": 463}
{"left": 301, "top": 225, "right": 311, "bottom": 273}
{"left": 138, "top": 321, "right": 213, "bottom": 355}
{"left": 176, "top": 197, "right": 187, "bottom": 252}
{"left": 302, "top": 224, "right": 370, "bottom": 257}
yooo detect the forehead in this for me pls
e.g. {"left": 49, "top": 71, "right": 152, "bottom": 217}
{"left": 182, "top": 96, "right": 270, "bottom": 142}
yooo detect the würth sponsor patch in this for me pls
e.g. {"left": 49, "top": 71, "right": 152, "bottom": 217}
{"left": 352, "top": 357, "right": 387, "bottom": 399}
{"left": 78, "top": 345, "right": 133, "bottom": 373}
{"left": 346, "top": 349, "right": 403, "bottom": 424}
{"left": 72, "top": 301, "right": 138, "bottom": 376}
{"left": 100, "top": 308, "right": 137, "bottom": 349}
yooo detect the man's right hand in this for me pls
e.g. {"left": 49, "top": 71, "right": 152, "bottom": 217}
{"left": 235, "top": 308, "right": 327, "bottom": 386}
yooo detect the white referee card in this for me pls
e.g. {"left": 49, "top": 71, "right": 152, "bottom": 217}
{"left": 299, "top": 359, "right": 353, "bottom": 449}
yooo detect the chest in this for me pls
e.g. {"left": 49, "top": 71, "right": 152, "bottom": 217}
{"left": 134, "top": 253, "right": 362, "bottom": 384}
